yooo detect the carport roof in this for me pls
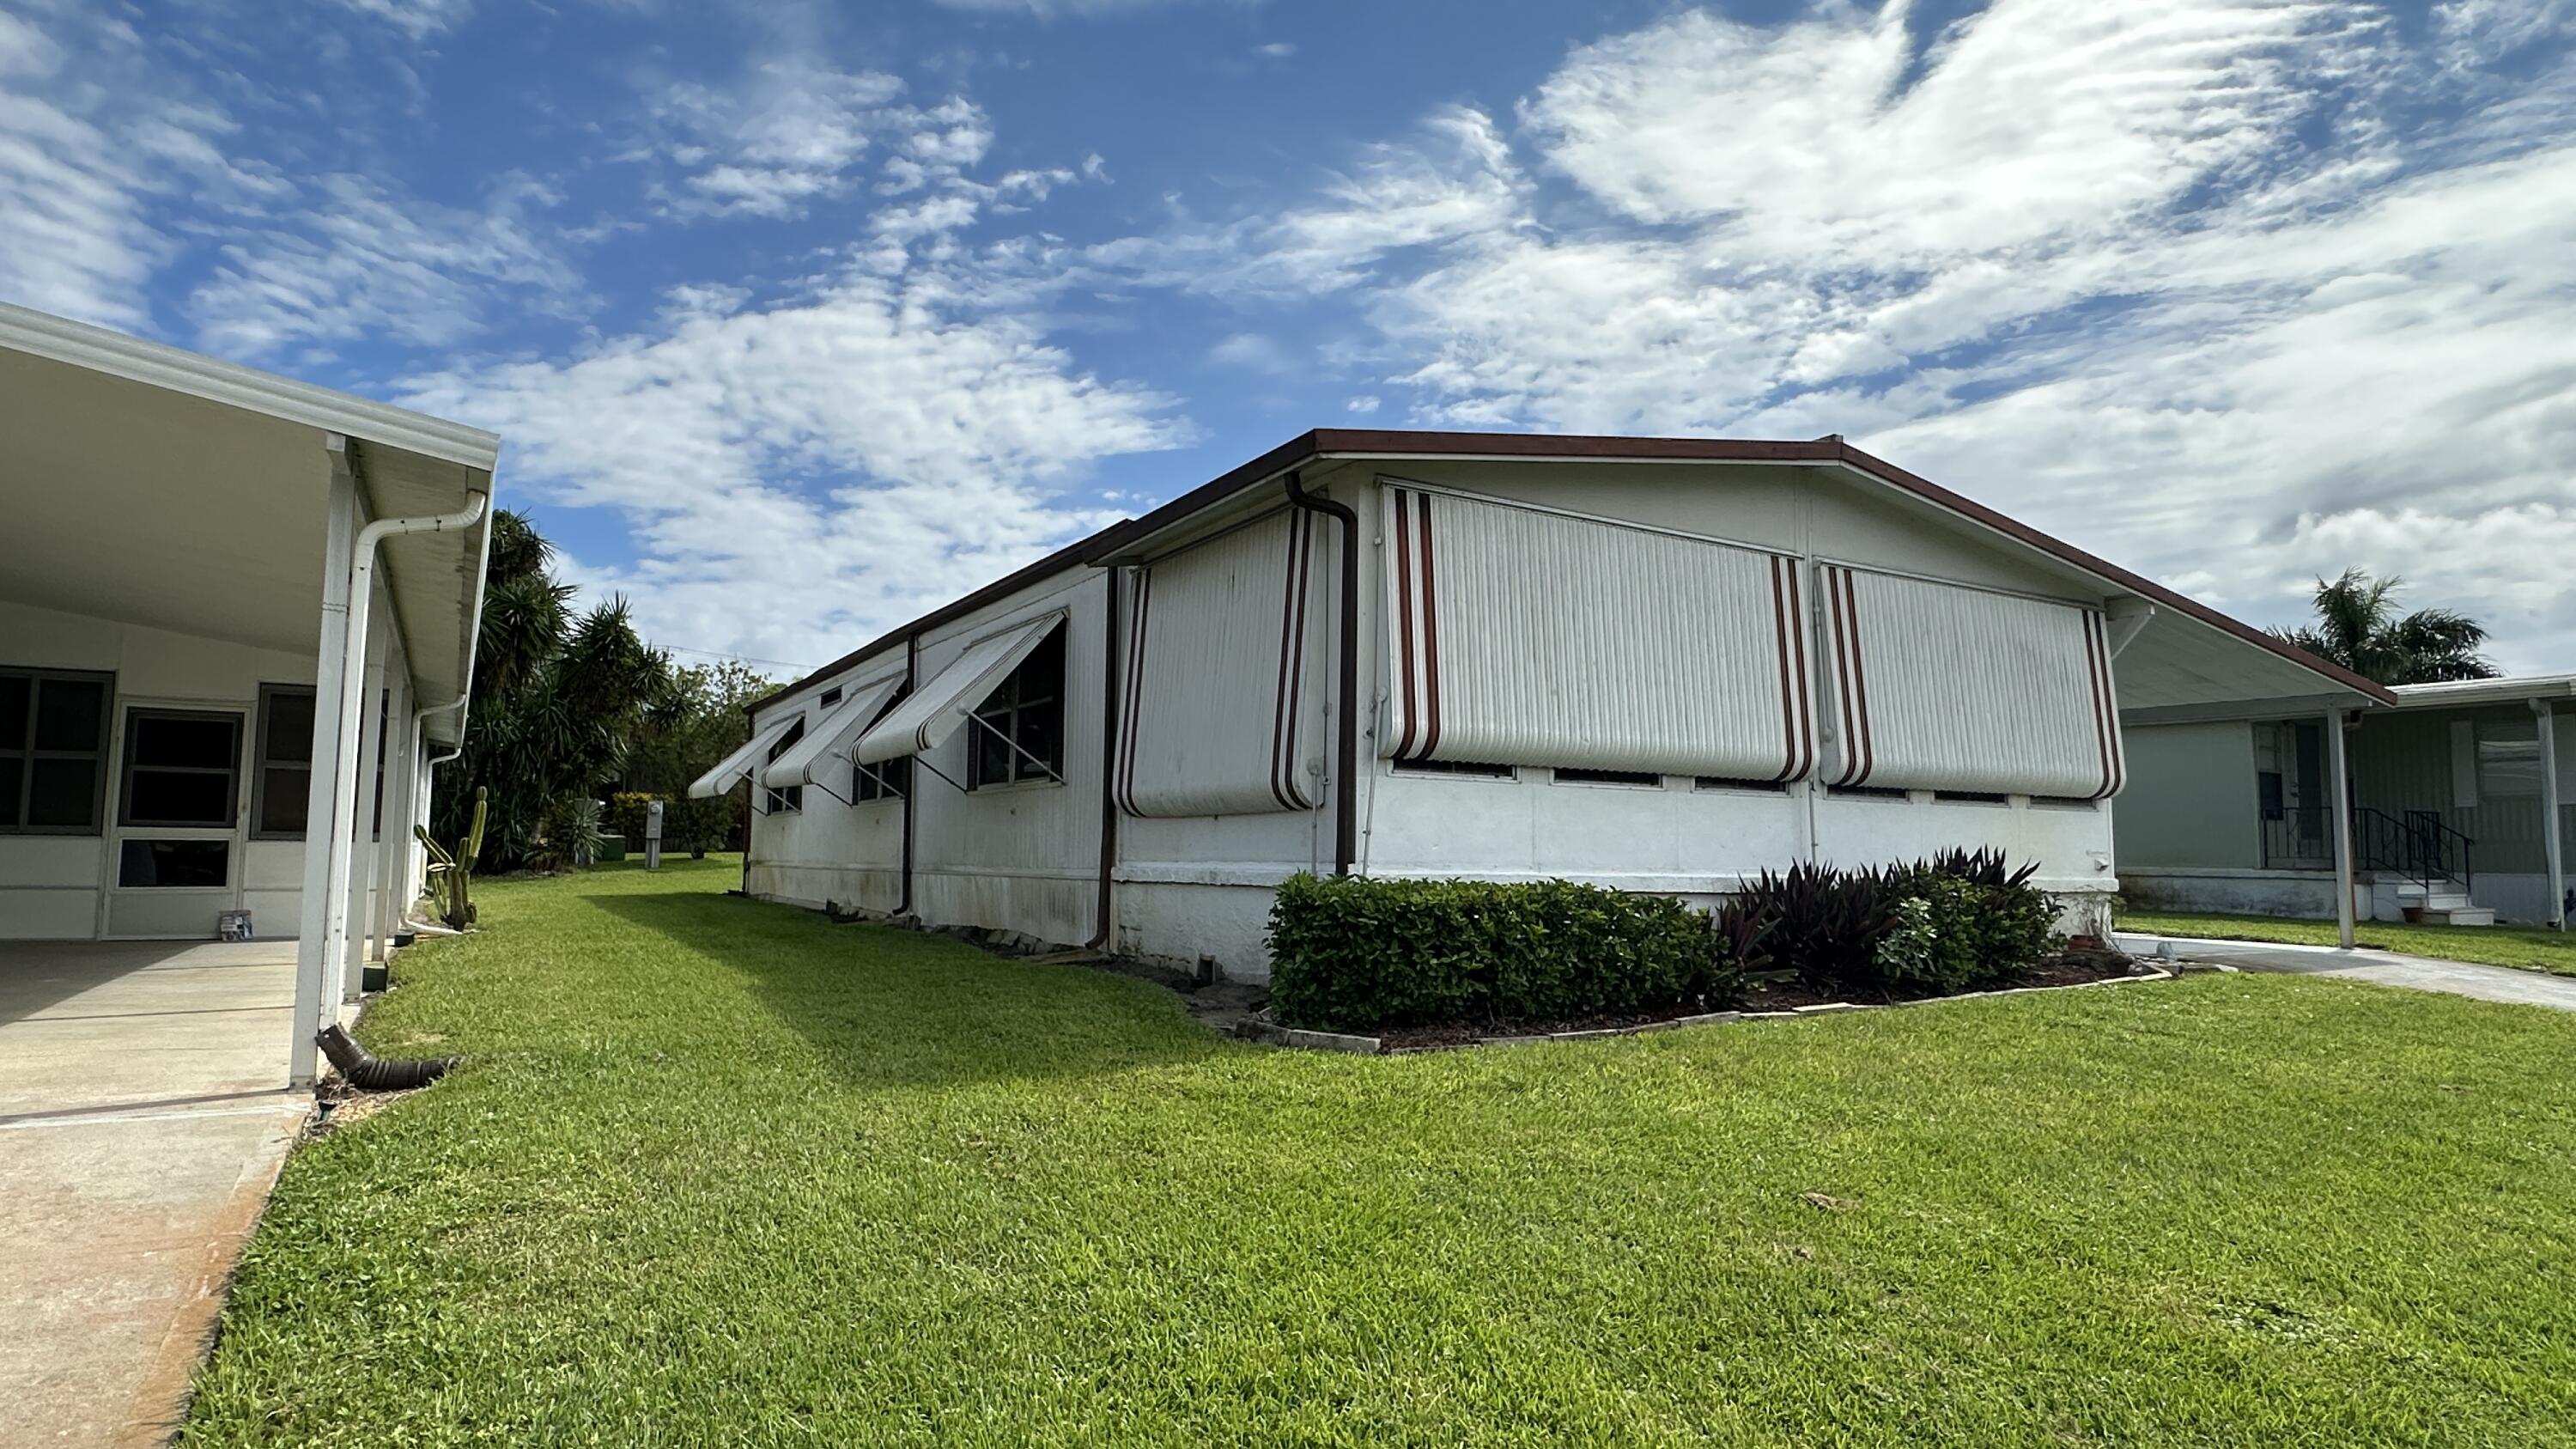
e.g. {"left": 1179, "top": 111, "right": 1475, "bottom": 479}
{"left": 0, "top": 303, "right": 498, "bottom": 743}
{"left": 760, "top": 429, "right": 2394, "bottom": 721}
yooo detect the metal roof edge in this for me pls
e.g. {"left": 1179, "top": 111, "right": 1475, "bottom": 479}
{"left": 753, "top": 427, "right": 2400, "bottom": 713}
{"left": 0, "top": 300, "right": 500, "bottom": 474}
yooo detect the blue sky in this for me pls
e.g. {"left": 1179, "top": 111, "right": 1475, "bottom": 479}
{"left": 6, "top": 0, "right": 2573, "bottom": 677}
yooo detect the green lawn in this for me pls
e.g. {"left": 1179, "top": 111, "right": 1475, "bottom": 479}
{"left": 2119, "top": 908, "right": 2576, "bottom": 977}
{"left": 184, "top": 859, "right": 2576, "bottom": 1446}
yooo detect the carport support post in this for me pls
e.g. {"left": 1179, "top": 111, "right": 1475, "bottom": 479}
{"left": 290, "top": 440, "right": 359, "bottom": 1087}
{"left": 343, "top": 641, "right": 387, "bottom": 1000}
{"left": 372, "top": 674, "right": 413, "bottom": 963}
{"left": 2536, "top": 701, "right": 2565, "bottom": 930}
{"left": 2327, "top": 706, "right": 2357, "bottom": 949}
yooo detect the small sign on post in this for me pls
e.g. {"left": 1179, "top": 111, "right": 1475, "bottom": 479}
{"left": 645, "top": 799, "right": 665, "bottom": 872}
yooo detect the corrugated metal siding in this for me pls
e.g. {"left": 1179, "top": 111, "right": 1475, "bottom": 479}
{"left": 1118, "top": 508, "right": 1325, "bottom": 817}
{"left": 2348, "top": 706, "right": 2549, "bottom": 875}
{"left": 1380, "top": 484, "right": 1812, "bottom": 780}
{"left": 1824, "top": 565, "right": 2120, "bottom": 798}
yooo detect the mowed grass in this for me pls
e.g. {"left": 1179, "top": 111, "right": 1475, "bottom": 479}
{"left": 184, "top": 859, "right": 2576, "bottom": 1446}
{"left": 2120, "top": 908, "right": 2576, "bottom": 977}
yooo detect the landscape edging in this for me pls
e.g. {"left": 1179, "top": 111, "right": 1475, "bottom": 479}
{"left": 1238, "top": 966, "right": 2178, "bottom": 1056}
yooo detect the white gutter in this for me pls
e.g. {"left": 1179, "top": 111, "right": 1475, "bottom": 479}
{"left": 0, "top": 300, "right": 498, "bottom": 471}
{"left": 319, "top": 492, "right": 489, "bottom": 999}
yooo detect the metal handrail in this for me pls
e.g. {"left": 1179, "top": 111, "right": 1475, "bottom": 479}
{"left": 2353, "top": 807, "right": 2475, "bottom": 894}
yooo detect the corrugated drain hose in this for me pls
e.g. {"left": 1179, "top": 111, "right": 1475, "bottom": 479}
{"left": 316, "top": 1024, "right": 458, "bottom": 1091}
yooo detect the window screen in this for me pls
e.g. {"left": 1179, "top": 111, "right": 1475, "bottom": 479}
{"left": 252, "top": 686, "right": 316, "bottom": 837}
{"left": 119, "top": 709, "right": 242, "bottom": 828}
{"left": 968, "top": 627, "right": 1065, "bottom": 789}
{"left": 1, "top": 668, "right": 112, "bottom": 833}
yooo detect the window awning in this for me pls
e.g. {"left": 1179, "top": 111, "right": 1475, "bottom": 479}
{"left": 759, "top": 673, "right": 905, "bottom": 788}
{"left": 853, "top": 612, "right": 1065, "bottom": 766}
{"left": 687, "top": 715, "right": 797, "bottom": 799}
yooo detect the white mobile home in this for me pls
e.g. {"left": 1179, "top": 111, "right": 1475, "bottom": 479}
{"left": 701, "top": 431, "right": 2387, "bottom": 977}
{"left": 0, "top": 303, "right": 496, "bottom": 1084}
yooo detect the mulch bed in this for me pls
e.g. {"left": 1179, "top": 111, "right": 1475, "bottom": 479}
{"left": 1369, "top": 947, "right": 2154, "bottom": 1053}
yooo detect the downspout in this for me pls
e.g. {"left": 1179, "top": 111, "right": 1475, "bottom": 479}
{"left": 1089, "top": 568, "right": 1121, "bottom": 949}
{"left": 897, "top": 632, "right": 918, "bottom": 919}
{"left": 319, "top": 490, "right": 489, "bottom": 1031}
{"left": 1285, "top": 471, "right": 1359, "bottom": 876}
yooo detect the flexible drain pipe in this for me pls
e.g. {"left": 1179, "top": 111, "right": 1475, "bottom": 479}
{"left": 317, "top": 1023, "right": 457, "bottom": 1091}
{"left": 317, "top": 492, "right": 489, "bottom": 1033}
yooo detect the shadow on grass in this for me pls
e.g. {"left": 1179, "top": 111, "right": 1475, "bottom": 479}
{"left": 581, "top": 889, "right": 1233, "bottom": 1092}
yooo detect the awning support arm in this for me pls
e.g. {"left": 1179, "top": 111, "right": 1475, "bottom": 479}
{"left": 962, "top": 710, "right": 1066, "bottom": 784}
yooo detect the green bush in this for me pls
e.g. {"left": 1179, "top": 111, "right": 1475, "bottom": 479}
{"left": 605, "top": 792, "right": 659, "bottom": 845}
{"left": 1266, "top": 874, "right": 1737, "bottom": 1032}
{"left": 1737, "top": 849, "right": 2061, "bottom": 997}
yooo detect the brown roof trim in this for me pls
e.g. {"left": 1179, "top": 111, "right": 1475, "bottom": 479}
{"left": 1820, "top": 440, "right": 2397, "bottom": 705}
{"left": 751, "top": 428, "right": 2396, "bottom": 711}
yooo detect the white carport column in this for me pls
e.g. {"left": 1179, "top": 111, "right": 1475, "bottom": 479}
{"left": 2537, "top": 701, "right": 2565, "bottom": 931}
{"left": 371, "top": 670, "right": 414, "bottom": 964}
{"left": 341, "top": 628, "right": 388, "bottom": 1000}
{"left": 317, "top": 490, "right": 489, "bottom": 1045}
{"left": 290, "top": 439, "right": 359, "bottom": 1087}
{"left": 2327, "top": 707, "right": 2357, "bottom": 949}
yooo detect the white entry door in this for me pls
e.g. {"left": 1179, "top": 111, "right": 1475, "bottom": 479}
{"left": 103, "top": 704, "right": 249, "bottom": 940}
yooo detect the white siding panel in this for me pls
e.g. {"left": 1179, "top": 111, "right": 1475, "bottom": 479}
{"left": 1118, "top": 509, "right": 1323, "bottom": 818}
{"left": 1822, "top": 565, "right": 2121, "bottom": 798}
{"left": 1381, "top": 484, "right": 1811, "bottom": 781}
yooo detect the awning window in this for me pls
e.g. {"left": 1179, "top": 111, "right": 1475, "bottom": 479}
{"left": 1116, "top": 508, "right": 1324, "bottom": 818}
{"left": 759, "top": 673, "right": 904, "bottom": 789}
{"left": 1820, "top": 564, "right": 2123, "bottom": 799}
{"left": 687, "top": 715, "right": 796, "bottom": 799}
{"left": 1381, "top": 484, "right": 1813, "bottom": 782}
{"left": 853, "top": 612, "right": 1066, "bottom": 767}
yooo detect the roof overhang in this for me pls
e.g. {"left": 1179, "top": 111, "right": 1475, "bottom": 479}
{"left": 0, "top": 302, "right": 498, "bottom": 745}
{"left": 758, "top": 429, "right": 2394, "bottom": 722}
{"left": 2386, "top": 674, "right": 2576, "bottom": 710}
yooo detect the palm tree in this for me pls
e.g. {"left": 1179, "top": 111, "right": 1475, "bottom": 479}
{"left": 430, "top": 510, "right": 677, "bottom": 868}
{"left": 2273, "top": 569, "right": 2500, "bottom": 685}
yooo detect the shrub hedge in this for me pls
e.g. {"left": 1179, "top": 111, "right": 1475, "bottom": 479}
{"left": 1266, "top": 848, "right": 2064, "bottom": 1032}
{"left": 1267, "top": 874, "right": 1740, "bottom": 1032}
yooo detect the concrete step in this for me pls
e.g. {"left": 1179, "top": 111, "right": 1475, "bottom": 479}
{"left": 2425, "top": 908, "right": 2497, "bottom": 927}
{"left": 2394, "top": 885, "right": 2473, "bottom": 910}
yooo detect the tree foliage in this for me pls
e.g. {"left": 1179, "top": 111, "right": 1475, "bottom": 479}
{"left": 2272, "top": 568, "right": 2500, "bottom": 685}
{"left": 432, "top": 510, "right": 679, "bottom": 869}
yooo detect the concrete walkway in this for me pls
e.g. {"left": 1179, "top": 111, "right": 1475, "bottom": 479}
{"left": 2114, "top": 932, "right": 2576, "bottom": 1012}
{"left": 0, "top": 941, "right": 311, "bottom": 1449}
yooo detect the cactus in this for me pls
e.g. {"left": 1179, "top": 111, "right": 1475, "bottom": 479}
{"left": 417, "top": 787, "right": 489, "bottom": 929}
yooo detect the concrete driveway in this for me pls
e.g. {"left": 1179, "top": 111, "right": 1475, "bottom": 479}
{"left": 2115, "top": 932, "right": 2576, "bottom": 1011}
{"left": 0, "top": 941, "right": 311, "bottom": 1448}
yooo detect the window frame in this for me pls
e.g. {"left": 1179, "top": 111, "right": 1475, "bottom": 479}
{"left": 762, "top": 717, "right": 806, "bottom": 814}
{"left": 249, "top": 684, "right": 318, "bottom": 840}
{"left": 965, "top": 627, "right": 1066, "bottom": 791}
{"left": 852, "top": 685, "right": 911, "bottom": 803}
{"left": 116, "top": 706, "right": 246, "bottom": 831}
{"left": 0, "top": 667, "right": 115, "bottom": 836}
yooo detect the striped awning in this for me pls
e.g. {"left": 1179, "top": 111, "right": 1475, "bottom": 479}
{"left": 686, "top": 715, "right": 797, "bottom": 799}
{"left": 852, "top": 612, "right": 1065, "bottom": 766}
{"left": 759, "top": 673, "right": 905, "bottom": 788}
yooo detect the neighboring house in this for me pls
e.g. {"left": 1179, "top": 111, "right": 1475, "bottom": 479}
{"left": 695, "top": 429, "right": 2386, "bottom": 977}
{"left": 0, "top": 302, "right": 498, "bottom": 1083}
{"left": 2122, "top": 674, "right": 2573, "bottom": 928}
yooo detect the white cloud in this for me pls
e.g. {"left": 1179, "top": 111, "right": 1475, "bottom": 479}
{"left": 932, "top": 0, "right": 1262, "bottom": 15}
{"left": 641, "top": 59, "right": 1014, "bottom": 222}
{"left": 331, "top": 0, "right": 477, "bottom": 41}
{"left": 0, "top": 4, "right": 265, "bottom": 329}
{"left": 398, "top": 264, "right": 1190, "bottom": 664}
{"left": 186, "top": 173, "right": 579, "bottom": 357}
{"left": 1116, "top": 0, "right": 2576, "bottom": 670}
